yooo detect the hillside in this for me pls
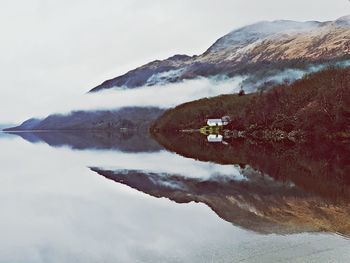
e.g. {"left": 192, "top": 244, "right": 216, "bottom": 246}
{"left": 90, "top": 16, "right": 350, "bottom": 92}
{"left": 152, "top": 67, "right": 350, "bottom": 141}
{"left": 5, "top": 107, "right": 164, "bottom": 131}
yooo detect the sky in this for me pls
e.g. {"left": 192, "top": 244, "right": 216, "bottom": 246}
{"left": 0, "top": 0, "right": 349, "bottom": 124}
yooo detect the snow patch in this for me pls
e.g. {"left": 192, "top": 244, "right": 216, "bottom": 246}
{"left": 209, "top": 20, "right": 320, "bottom": 52}
{"left": 146, "top": 68, "right": 187, "bottom": 86}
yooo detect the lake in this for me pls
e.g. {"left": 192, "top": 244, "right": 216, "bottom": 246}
{"left": 0, "top": 131, "right": 349, "bottom": 262}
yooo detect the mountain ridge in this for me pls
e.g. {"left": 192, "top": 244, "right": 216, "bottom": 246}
{"left": 90, "top": 15, "right": 350, "bottom": 92}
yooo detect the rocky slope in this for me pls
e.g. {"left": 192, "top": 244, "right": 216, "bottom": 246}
{"left": 90, "top": 15, "right": 350, "bottom": 92}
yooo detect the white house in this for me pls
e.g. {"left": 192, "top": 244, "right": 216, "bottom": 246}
{"left": 207, "top": 119, "right": 224, "bottom": 126}
{"left": 207, "top": 117, "right": 230, "bottom": 127}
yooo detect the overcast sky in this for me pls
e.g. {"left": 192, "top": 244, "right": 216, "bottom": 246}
{"left": 0, "top": 0, "right": 349, "bottom": 123}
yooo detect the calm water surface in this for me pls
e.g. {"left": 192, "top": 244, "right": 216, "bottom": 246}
{"left": 0, "top": 132, "right": 349, "bottom": 263}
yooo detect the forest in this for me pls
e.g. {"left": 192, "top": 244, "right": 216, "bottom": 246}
{"left": 152, "top": 67, "right": 350, "bottom": 142}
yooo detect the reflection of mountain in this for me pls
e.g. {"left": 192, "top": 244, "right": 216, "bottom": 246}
{"left": 5, "top": 107, "right": 165, "bottom": 152}
{"left": 8, "top": 131, "right": 163, "bottom": 152}
{"left": 0, "top": 131, "right": 16, "bottom": 139}
{"left": 153, "top": 132, "right": 350, "bottom": 201}
{"left": 91, "top": 166, "right": 350, "bottom": 236}
{"left": 77, "top": 131, "right": 347, "bottom": 235}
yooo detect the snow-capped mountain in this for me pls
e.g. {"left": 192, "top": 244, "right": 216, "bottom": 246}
{"left": 90, "top": 15, "right": 350, "bottom": 92}
{"left": 205, "top": 20, "right": 321, "bottom": 54}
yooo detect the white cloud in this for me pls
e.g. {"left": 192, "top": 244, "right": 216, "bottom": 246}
{"left": 10, "top": 76, "right": 243, "bottom": 121}
{"left": 0, "top": 0, "right": 349, "bottom": 123}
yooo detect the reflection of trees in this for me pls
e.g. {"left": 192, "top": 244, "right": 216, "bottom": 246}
{"left": 153, "top": 132, "right": 350, "bottom": 202}
{"left": 91, "top": 130, "right": 350, "bottom": 236}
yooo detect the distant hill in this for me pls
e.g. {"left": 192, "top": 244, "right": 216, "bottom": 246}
{"left": 90, "top": 15, "right": 350, "bottom": 92}
{"left": 5, "top": 107, "right": 164, "bottom": 131}
{"left": 0, "top": 124, "right": 16, "bottom": 131}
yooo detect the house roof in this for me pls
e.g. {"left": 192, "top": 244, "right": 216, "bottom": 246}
{"left": 207, "top": 119, "right": 223, "bottom": 122}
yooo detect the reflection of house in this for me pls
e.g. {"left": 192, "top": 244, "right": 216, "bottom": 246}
{"left": 207, "top": 134, "right": 223, "bottom": 142}
{"left": 207, "top": 116, "right": 231, "bottom": 127}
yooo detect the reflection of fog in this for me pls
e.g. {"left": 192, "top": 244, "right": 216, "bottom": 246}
{"left": 0, "top": 136, "right": 349, "bottom": 262}
{"left": 93, "top": 165, "right": 350, "bottom": 236}
{"left": 97, "top": 150, "right": 247, "bottom": 182}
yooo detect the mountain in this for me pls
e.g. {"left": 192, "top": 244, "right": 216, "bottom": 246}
{"left": 90, "top": 16, "right": 350, "bottom": 92}
{"left": 5, "top": 107, "right": 164, "bottom": 131}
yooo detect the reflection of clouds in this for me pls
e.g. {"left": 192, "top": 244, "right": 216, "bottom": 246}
{"left": 0, "top": 136, "right": 349, "bottom": 262}
{"left": 97, "top": 150, "right": 246, "bottom": 182}
{"left": 145, "top": 172, "right": 188, "bottom": 190}
{"left": 0, "top": 137, "right": 236, "bottom": 262}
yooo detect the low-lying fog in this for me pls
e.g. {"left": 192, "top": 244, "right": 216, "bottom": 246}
{"left": 4, "top": 76, "right": 243, "bottom": 123}
{"left": 6, "top": 59, "right": 350, "bottom": 124}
